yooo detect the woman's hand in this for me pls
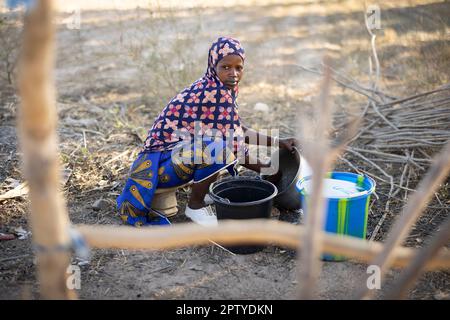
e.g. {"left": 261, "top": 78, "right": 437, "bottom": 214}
{"left": 278, "top": 137, "right": 299, "bottom": 152}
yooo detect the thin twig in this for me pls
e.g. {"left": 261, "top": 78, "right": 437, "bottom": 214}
{"left": 208, "top": 240, "right": 236, "bottom": 256}
{"left": 103, "top": 150, "right": 131, "bottom": 166}
{"left": 0, "top": 254, "right": 31, "bottom": 263}
{"left": 379, "top": 87, "right": 450, "bottom": 107}
{"left": 297, "top": 65, "right": 382, "bottom": 104}
{"left": 364, "top": 3, "right": 381, "bottom": 93}
{"left": 369, "top": 101, "right": 398, "bottom": 131}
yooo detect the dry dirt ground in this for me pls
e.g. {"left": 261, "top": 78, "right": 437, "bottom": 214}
{"left": 0, "top": 0, "right": 449, "bottom": 299}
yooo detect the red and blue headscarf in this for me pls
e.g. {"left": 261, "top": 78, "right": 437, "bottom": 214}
{"left": 143, "top": 37, "right": 247, "bottom": 155}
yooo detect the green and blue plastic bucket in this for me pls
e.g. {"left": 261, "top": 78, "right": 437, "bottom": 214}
{"left": 296, "top": 172, "right": 376, "bottom": 261}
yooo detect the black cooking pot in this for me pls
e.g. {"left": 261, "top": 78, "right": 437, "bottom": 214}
{"left": 262, "top": 147, "right": 302, "bottom": 210}
{"left": 209, "top": 176, "right": 278, "bottom": 254}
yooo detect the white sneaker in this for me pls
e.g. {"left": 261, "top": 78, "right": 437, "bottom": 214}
{"left": 185, "top": 205, "right": 218, "bottom": 227}
{"left": 204, "top": 194, "right": 214, "bottom": 205}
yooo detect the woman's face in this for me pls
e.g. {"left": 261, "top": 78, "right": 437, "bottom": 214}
{"left": 216, "top": 54, "right": 244, "bottom": 90}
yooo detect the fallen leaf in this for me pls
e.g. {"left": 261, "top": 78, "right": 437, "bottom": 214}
{"left": 4, "top": 178, "right": 21, "bottom": 189}
{"left": 0, "top": 181, "right": 29, "bottom": 202}
{"left": 0, "top": 168, "right": 72, "bottom": 202}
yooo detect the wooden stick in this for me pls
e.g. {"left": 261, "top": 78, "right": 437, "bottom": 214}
{"left": 296, "top": 64, "right": 333, "bottom": 299}
{"left": 0, "top": 254, "right": 31, "bottom": 263}
{"left": 297, "top": 65, "right": 382, "bottom": 104}
{"left": 75, "top": 221, "right": 450, "bottom": 270}
{"left": 370, "top": 101, "right": 399, "bottom": 131}
{"left": 17, "top": 0, "right": 76, "bottom": 299}
{"left": 357, "top": 140, "right": 450, "bottom": 299}
{"left": 379, "top": 87, "right": 450, "bottom": 107}
{"left": 103, "top": 149, "right": 131, "bottom": 166}
{"left": 295, "top": 61, "right": 362, "bottom": 299}
{"left": 320, "top": 62, "right": 395, "bottom": 102}
{"left": 349, "top": 147, "right": 432, "bottom": 164}
{"left": 364, "top": 4, "right": 380, "bottom": 91}
{"left": 384, "top": 216, "right": 450, "bottom": 299}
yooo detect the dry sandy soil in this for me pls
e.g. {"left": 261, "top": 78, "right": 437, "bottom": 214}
{"left": 0, "top": 0, "right": 449, "bottom": 299}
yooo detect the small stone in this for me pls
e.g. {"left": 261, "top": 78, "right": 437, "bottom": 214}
{"left": 189, "top": 265, "right": 203, "bottom": 271}
{"left": 254, "top": 102, "right": 269, "bottom": 113}
{"left": 98, "top": 180, "right": 108, "bottom": 187}
{"left": 14, "top": 226, "right": 31, "bottom": 240}
{"left": 92, "top": 198, "right": 109, "bottom": 211}
{"left": 433, "top": 291, "right": 448, "bottom": 300}
{"left": 77, "top": 259, "right": 90, "bottom": 266}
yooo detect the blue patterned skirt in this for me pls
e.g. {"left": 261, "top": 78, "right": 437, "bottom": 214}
{"left": 117, "top": 139, "right": 237, "bottom": 226}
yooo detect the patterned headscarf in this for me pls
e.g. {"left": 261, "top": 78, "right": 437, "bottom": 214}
{"left": 143, "top": 37, "right": 247, "bottom": 154}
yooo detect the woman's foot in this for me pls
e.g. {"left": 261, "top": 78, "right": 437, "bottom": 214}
{"left": 190, "top": 194, "right": 214, "bottom": 207}
{"left": 187, "top": 198, "right": 206, "bottom": 209}
{"left": 185, "top": 205, "right": 217, "bottom": 227}
{"left": 186, "top": 172, "right": 220, "bottom": 226}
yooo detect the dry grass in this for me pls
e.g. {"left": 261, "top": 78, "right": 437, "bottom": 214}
{"left": 0, "top": 10, "right": 22, "bottom": 90}
{"left": 0, "top": 0, "right": 449, "bottom": 299}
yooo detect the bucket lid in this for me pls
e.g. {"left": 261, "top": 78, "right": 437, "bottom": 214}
{"left": 296, "top": 172, "right": 375, "bottom": 200}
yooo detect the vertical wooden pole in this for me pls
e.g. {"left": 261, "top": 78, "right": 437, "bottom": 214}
{"left": 17, "top": 0, "right": 76, "bottom": 299}
{"left": 295, "top": 61, "right": 360, "bottom": 299}
{"left": 296, "top": 65, "right": 333, "bottom": 299}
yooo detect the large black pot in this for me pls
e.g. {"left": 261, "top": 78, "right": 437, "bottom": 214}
{"left": 262, "top": 147, "right": 302, "bottom": 210}
{"left": 209, "top": 176, "right": 278, "bottom": 254}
